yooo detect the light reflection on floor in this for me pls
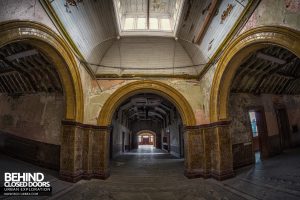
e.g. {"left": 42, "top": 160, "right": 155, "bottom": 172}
{"left": 255, "top": 151, "right": 261, "bottom": 163}
{"left": 125, "top": 145, "right": 167, "bottom": 155}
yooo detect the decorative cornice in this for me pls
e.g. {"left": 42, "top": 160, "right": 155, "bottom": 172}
{"left": 95, "top": 73, "right": 198, "bottom": 79}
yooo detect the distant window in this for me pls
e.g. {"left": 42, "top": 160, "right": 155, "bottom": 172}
{"left": 124, "top": 18, "right": 134, "bottom": 30}
{"left": 149, "top": 18, "right": 159, "bottom": 30}
{"left": 161, "top": 18, "right": 171, "bottom": 31}
{"left": 249, "top": 112, "right": 258, "bottom": 137}
{"left": 137, "top": 17, "right": 146, "bottom": 29}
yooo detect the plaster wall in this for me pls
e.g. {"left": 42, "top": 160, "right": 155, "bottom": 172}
{"left": 0, "top": 93, "right": 64, "bottom": 145}
{"left": 97, "top": 37, "right": 194, "bottom": 75}
{"left": 168, "top": 117, "right": 182, "bottom": 157}
{"left": 111, "top": 119, "right": 130, "bottom": 157}
{"left": 240, "top": 0, "right": 300, "bottom": 34}
{"left": 229, "top": 93, "right": 300, "bottom": 168}
{"left": 229, "top": 93, "right": 300, "bottom": 145}
{"left": 86, "top": 79, "right": 205, "bottom": 126}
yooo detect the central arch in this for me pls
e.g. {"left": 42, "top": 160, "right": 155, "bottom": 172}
{"left": 98, "top": 80, "right": 196, "bottom": 126}
{"left": 98, "top": 82, "right": 194, "bottom": 178}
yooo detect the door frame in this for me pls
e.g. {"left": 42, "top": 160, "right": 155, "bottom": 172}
{"left": 274, "top": 104, "right": 291, "bottom": 151}
{"left": 247, "top": 106, "right": 269, "bottom": 160}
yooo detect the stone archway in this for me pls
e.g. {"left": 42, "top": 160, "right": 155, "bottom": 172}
{"left": 210, "top": 26, "right": 300, "bottom": 123}
{"left": 0, "top": 21, "right": 84, "bottom": 182}
{"left": 0, "top": 21, "right": 84, "bottom": 122}
{"left": 98, "top": 80, "right": 196, "bottom": 127}
{"left": 209, "top": 26, "right": 300, "bottom": 173}
{"left": 96, "top": 80, "right": 201, "bottom": 178}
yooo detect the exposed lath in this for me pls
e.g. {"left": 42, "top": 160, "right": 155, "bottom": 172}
{"left": 231, "top": 46, "right": 300, "bottom": 95}
{"left": 0, "top": 42, "right": 63, "bottom": 95}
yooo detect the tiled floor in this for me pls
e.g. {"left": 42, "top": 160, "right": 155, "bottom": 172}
{"left": 1, "top": 146, "right": 300, "bottom": 200}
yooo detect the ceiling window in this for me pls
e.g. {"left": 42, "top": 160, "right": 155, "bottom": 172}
{"left": 149, "top": 18, "right": 159, "bottom": 30}
{"left": 161, "top": 18, "right": 171, "bottom": 31}
{"left": 113, "top": 0, "right": 184, "bottom": 36}
{"left": 124, "top": 18, "right": 134, "bottom": 30}
{"left": 137, "top": 17, "right": 146, "bottom": 29}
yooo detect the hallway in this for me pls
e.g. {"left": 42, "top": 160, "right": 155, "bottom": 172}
{"left": 56, "top": 147, "right": 300, "bottom": 200}
{"left": 110, "top": 145, "right": 184, "bottom": 178}
{"left": 1, "top": 147, "right": 298, "bottom": 200}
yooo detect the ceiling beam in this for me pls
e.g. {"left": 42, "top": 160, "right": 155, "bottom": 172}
{"left": 5, "top": 49, "right": 39, "bottom": 61}
{"left": 147, "top": 0, "right": 150, "bottom": 29}
{"left": 256, "top": 52, "right": 287, "bottom": 65}
{"left": 194, "top": 0, "right": 219, "bottom": 44}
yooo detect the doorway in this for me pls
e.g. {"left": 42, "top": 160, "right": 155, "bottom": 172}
{"left": 275, "top": 106, "right": 291, "bottom": 151}
{"left": 248, "top": 108, "right": 268, "bottom": 163}
{"left": 108, "top": 93, "right": 185, "bottom": 159}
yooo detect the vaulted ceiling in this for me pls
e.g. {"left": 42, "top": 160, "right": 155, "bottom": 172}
{"left": 115, "top": 93, "right": 179, "bottom": 127}
{"left": 42, "top": 0, "right": 252, "bottom": 77}
{"left": 0, "top": 42, "right": 62, "bottom": 96}
{"left": 231, "top": 45, "right": 300, "bottom": 95}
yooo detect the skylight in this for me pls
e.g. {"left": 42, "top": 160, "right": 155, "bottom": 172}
{"left": 113, "top": 0, "right": 184, "bottom": 36}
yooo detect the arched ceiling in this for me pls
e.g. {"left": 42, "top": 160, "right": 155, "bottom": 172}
{"left": 115, "top": 93, "right": 179, "bottom": 127}
{"left": 0, "top": 42, "right": 62, "bottom": 96}
{"left": 42, "top": 0, "right": 253, "bottom": 78}
{"left": 88, "top": 36, "right": 196, "bottom": 76}
{"left": 231, "top": 45, "right": 300, "bottom": 95}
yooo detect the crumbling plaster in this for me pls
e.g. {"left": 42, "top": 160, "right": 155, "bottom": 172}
{"left": 84, "top": 79, "right": 205, "bottom": 126}
{"left": 240, "top": 0, "right": 300, "bottom": 34}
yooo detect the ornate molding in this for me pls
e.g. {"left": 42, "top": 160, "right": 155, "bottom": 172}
{"left": 210, "top": 26, "right": 300, "bottom": 122}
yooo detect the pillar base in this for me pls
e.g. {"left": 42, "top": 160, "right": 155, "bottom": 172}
{"left": 59, "top": 171, "right": 84, "bottom": 183}
{"left": 184, "top": 121, "right": 234, "bottom": 181}
{"left": 211, "top": 169, "right": 235, "bottom": 181}
{"left": 184, "top": 169, "right": 211, "bottom": 179}
{"left": 59, "top": 170, "right": 110, "bottom": 182}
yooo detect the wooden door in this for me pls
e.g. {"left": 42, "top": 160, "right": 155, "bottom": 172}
{"left": 122, "top": 132, "right": 125, "bottom": 152}
{"left": 276, "top": 108, "right": 291, "bottom": 150}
